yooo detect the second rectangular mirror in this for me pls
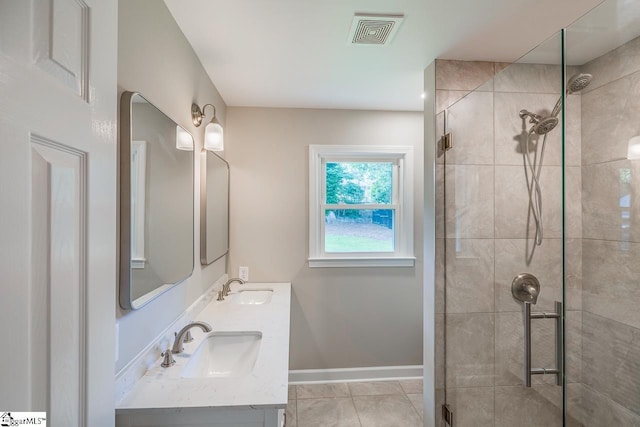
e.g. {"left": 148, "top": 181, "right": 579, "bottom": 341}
{"left": 200, "top": 150, "right": 229, "bottom": 265}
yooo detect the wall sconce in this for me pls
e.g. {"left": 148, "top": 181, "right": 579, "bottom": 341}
{"left": 176, "top": 125, "right": 194, "bottom": 151}
{"left": 627, "top": 136, "right": 640, "bottom": 159}
{"left": 191, "top": 103, "right": 224, "bottom": 151}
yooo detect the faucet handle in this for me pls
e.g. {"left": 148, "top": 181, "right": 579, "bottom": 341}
{"left": 161, "top": 349, "right": 176, "bottom": 367}
{"left": 217, "top": 290, "right": 225, "bottom": 301}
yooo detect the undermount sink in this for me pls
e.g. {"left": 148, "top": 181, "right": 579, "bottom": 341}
{"left": 231, "top": 289, "right": 273, "bottom": 305}
{"left": 181, "top": 331, "right": 262, "bottom": 378}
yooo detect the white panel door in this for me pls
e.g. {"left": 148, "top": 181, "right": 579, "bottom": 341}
{"left": 0, "top": 1, "right": 117, "bottom": 426}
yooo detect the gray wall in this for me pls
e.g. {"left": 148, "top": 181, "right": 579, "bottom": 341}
{"left": 226, "top": 107, "right": 424, "bottom": 370}
{"left": 116, "top": 0, "right": 226, "bottom": 373}
{"left": 577, "top": 35, "right": 640, "bottom": 424}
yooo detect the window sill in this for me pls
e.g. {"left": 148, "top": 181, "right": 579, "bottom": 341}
{"left": 308, "top": 257, "right": 415, "bottom": 268}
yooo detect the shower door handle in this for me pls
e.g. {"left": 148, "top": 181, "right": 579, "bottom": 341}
{"left": 523, "top": 301, "right": 563, "bottom": 387}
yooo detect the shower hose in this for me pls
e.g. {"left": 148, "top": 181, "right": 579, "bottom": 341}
{"left": 524, "top": 129, "right": 548, "bottom": 246}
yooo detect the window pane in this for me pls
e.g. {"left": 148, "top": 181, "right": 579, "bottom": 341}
{"left": 325, "top": 209, "right": 394, "bottom": 252}
{"left": 325, "top": 162, "right": 393, "bottom": 204}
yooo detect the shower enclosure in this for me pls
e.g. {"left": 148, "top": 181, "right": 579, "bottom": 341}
{"left": 432, "top": 0, "right": 640, "bottom": 425}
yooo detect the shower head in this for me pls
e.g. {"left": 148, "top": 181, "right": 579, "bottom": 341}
{"left": 520, "top": 109, "right": 558, "bottom": 135}
{"left": 532, "top": 116, "right": 559, "bottom": 135}
{"left": 567, "top": 73, "right": 592, "bottom": 94}
{"left": 550, "top": 73, "right": 594, "bottom": 116}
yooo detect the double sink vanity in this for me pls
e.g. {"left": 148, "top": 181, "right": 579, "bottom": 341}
{"left": 117, "top": 92, "right": 291, "bottom": 426}
{"left": 116, "top": 282, "right": 291, "bottom": 426}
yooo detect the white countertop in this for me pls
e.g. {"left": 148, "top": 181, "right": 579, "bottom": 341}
{"left": 116, "top": 282, "right": 291, "bottom": 413}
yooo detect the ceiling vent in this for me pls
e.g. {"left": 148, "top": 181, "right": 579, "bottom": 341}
{"left": 348, "top": 13, "right": 404, "bottom": 46}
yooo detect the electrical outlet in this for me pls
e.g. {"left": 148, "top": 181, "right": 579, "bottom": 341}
{"left": 239, "top": 266, "right": 249, "bottom": 282}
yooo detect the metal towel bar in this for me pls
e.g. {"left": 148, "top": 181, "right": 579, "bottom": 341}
{"left": 523, "top": 301, "right": 563, "bottom": 387}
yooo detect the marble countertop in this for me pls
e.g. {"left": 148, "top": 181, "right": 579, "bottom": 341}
{"left": 116, "top": 282, "right": 291, "bottom": 412}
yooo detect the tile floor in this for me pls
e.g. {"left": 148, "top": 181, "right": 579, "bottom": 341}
{"left": 286, "top": 379, "right": 424, "bottom": 427}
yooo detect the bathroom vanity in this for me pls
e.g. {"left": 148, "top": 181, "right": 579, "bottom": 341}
{"left": 115, "top": 282, "right": 291, "bottom": 427}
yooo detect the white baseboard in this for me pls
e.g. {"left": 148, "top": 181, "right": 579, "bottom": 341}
{"left": 289, "top": 365, "right": 423, "bottom": 384}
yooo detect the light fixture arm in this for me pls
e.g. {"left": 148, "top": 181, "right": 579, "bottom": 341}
{"left": 191, "top": 103, "right": 217, "bottom": 127}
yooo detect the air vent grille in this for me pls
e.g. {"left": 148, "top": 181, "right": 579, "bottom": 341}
{"left": 348, "top": 14, "right": 404, "bottom": 46}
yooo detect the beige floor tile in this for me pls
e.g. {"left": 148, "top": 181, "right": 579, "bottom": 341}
{"left": 296, "top": 397, "right": 361, "bottom": 427}
{"left": 406, "top": 394, "right": 424, "bottom": 420}
{"left": 348, "top": 381, "right": 404, "bottom": 396}
{"left": 296, "top": 383, "right": 350, "bottom": 399}
{"left": 286, "top": 400, "right": 297, "bottom": 427}
{"left": 353, "top": 395, "right": 422, "bottom": 427}
{"left": 399, "top": 379, "right": 423, "bottom": 394}
{"left": 289, "top": 385, "right": 297, "bottom": 399}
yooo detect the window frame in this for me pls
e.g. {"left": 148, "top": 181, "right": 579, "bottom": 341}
{"left": 308, "top": 144, "right": 415, "bottom": 268}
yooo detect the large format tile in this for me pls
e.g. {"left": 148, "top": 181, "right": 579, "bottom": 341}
{"left": 436, "top": 89, "right": 470, "bottom": 114}
{"left": 296, "top": 383, "right": 350, "bottom": 399}
{"left": 494, "top": 385, "right": 562, "bottom": 427}
{"left": 445, "top": 91, "right": 494, "bottom": 165}
{"left": 399, "top": 379, "right": 422, "bottom": 394}
{"left": 446, "top": 387, "right": 494, "bottom": 426}
{"left": 286, "top": 400, "right": 297, "bottom": 427}
{"left": 565, "top": 94, "right": 581, "bottom": 167}
{"left": 446, "top": 313, "right": 495, "bottom": 388}
{"left": 348, "top": 381, "right": 403, "bottom": 396}
{"left": 582, "top": 160, "right": 640, "bottom": 243}
{"left": 580, "top": 383, "right": 640, "bottom": 426}
{"left": 296, "top": 397, "right": 360, "bottom": 427}
{"left": 435, "top": 238, "right": 445, "bottom": 314}
{"left": 581, "top": 71, "right": 640, "bottom": 165}
{"left": 494, "top": 63, "right": 562, "bottom": 94}
{"left": 494, "top": 92, "right": 562, "bottom": 166}
{"left": 435, "top": 165, "right": 444, "bottom": 237}
{"left": 494, "top": 166, "right": 562, "bottom": 240}
{"left": 583, "top": 239, "right": 640, "bottom": 329}
{"left": 445, "top": 239, "right": 494, "bottom": 314}
{"left": 565, "top": 310, "right": 582, "bottom": 385}
{"left": 406, "top": 394, "right": 423, "bottom": 420}
{"left": 581, "top": 34, "right": 640, "bottom": 94}
{"left": 565, "top": 166, "right": 582, "bottom": 239}
{"left": 435, "top": 314, "right": 445, "bottom": 389}
{"left": 435, "top": 60, "right": 495, "bottom": 91}
{"left": 494, "top": 238, "right": 563, "bottom": 312}
{"left": 495, "top": 311, "right": 558, "bottom": 386}
{"left": 582, "top": 312, "right": 640, "bottom": 414}
{"left": 565, "top": 238, "right": 582, "bottom": 311}
{"left": 445, "top": 165, "right": 494, "bottom": 239}
{"left": 353, "top": 394, "right": 422, "bottom": 427}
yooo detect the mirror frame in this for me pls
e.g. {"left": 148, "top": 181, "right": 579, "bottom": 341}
{"left": 200, "top": 150, "right": 230, "bottom": 265}
{"left": 118, "top": 91, "right": 195, "bottom": 310}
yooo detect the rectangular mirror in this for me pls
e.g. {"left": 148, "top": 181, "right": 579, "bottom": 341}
{"left": 119, "top": 91, "right": 194, "bottom": 310}
{"left": 200, "top": 150, "right": 229, "bottom": 265}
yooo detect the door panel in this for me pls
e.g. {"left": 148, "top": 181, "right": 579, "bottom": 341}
{"left": 0, "top": 1, "right": 117, "bottom": 426}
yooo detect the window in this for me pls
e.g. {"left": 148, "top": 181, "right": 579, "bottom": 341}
{"left": 309, "top": 145, "right": 414, "bottom": 267}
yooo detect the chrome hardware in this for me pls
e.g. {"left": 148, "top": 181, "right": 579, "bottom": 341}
{"left": 217, "top": 290, "right": 225, "bottom": 301}
{"left": 223, "top": 277, "right": 245, "bottom": 296}
{"left": 171, "top": 321, "right": 213, "bottom": 354}
{"left": 442, "top": 404, "right": 453, "bottom": 426}
{"left": 161, "top": 349, "right": 176, "bottom": 367}
{"left": 512, "top": 273, "right": 540, "bottom": 304}
{"left": 441, "top": 133, "right": 453, "bottom": 152}
{"left": 524, "top": 301, "right": 563, "bottom": 387}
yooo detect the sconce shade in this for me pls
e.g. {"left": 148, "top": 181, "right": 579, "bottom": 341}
{"left": 204, "top": 118, "right": 224, "bottom": 151}
{"left": 176, "top": 125, "right": 193, "bottom": 151}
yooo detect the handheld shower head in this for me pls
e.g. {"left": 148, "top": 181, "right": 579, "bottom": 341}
{"left": 532, "top": 116, "right": 559, "bottom": 135}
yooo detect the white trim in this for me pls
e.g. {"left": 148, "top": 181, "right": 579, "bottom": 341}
{"left": 309, "top": 145, "right": 414, "bottom": 267}
{"left": 308, "top": 257, "right": 415, "bottom": 268}
{"left": 289, "top": 365, "right": 423, "bottom": 384}
{"left": 130, "top": 140, "right": 146, "bottom": 266}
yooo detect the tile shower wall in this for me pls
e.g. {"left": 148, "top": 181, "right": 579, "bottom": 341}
{"left": 434, "top": 58, "right": 581, "bottom": 426}
{"left": 575, "top": 35, "right": 640, "bottom": 425}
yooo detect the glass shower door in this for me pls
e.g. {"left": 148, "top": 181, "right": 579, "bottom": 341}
{"left": 436, "top": 32, "right": 567, "bottom": 426}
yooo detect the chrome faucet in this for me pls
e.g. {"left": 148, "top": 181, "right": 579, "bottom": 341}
{"left": 171, "top": 321, "right": 212, "bottom": 354}
{"left": 223, "top": 277, "right": 245, "bottom": 296}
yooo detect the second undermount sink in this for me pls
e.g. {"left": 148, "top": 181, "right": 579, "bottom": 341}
{"left": 181, "top": 331, "right": 262, "bottom": 378}
{"left": 231, "top": 289, "right": 273, "bottom": 305}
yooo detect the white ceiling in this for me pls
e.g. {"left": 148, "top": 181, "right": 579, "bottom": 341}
{"left": 164, "top": 0, "right": 604, "bottom": 111}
